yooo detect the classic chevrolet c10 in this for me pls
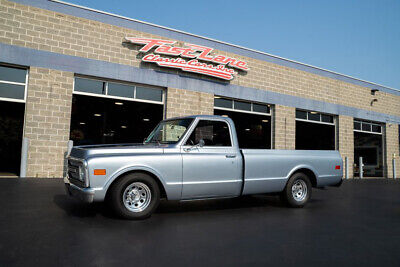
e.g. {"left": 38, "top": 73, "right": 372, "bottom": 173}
{"left": 65, "top": 115, "right": 343, "bottom": 219}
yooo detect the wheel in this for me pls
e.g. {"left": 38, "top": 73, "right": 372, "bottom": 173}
{"left": 109, "top": 173, "right": 160, "bottom": 219}
{"left": 281, "top": 172, "right": 312, "bottom": 208}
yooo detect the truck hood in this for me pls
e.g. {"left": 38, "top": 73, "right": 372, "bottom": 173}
{"left": 69, "top": 143, "right": 168, "bottom": 159}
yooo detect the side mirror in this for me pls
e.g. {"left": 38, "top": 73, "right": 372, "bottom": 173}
{"left": 198, "top": 139, "right": 205, "bottom": 147}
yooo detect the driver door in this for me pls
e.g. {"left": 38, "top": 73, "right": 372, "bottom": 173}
{"left": 181, "top": 119, "right": 242, "bottom": 199}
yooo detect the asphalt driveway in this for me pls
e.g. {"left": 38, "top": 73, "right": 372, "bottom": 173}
{"left": 0, "top": 178, "right": 399, "bottom": 266}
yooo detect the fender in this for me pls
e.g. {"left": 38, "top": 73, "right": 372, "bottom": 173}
{"left": 286, "top": 164, "right": 319, "bottom": 181}
{"left": 103, "top": 164, "right": 168, "bottom": 196}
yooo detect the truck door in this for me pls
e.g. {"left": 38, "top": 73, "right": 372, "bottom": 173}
{"left": 181, "top": 119, "right": 242, "bottom": 199}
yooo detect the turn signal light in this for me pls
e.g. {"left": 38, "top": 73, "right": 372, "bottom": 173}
{"left": 335, "top": 165, "right": 341, "bottom": 170}
{"left": 94, "top": 169, "right": 106, "bottom": 175}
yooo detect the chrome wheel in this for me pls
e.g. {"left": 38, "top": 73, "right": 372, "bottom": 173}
{"left": 123, "top": 182, "right": 151, "bottom": 212}
{"left": 291, "top": 179, "right": 307, "bottom": 202}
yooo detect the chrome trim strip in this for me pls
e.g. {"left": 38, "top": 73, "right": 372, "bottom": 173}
{"left": 167, "top": 179, "right": 242, "bottom": 185}
{"left": 245, "top": 177, "right": 287, "bottom": 181}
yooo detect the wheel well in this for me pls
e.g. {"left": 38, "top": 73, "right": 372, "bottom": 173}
{"left": 105, "top": 170, "right": 168, "bottom": 200}
{"left": 292, "top": 168, "right": 317, "bottom": 187}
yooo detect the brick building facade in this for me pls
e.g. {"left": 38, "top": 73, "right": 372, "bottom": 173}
{"left": 0, "top": 0, "right": 399, "bottom": 178}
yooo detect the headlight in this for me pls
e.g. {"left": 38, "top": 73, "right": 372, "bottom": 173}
{"left": 78, "top": 165, "right": 86, "bottom": 182}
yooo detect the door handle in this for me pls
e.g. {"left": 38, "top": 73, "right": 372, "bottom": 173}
{"left": 225, "top": 154, "right": 236, "bottom": 158}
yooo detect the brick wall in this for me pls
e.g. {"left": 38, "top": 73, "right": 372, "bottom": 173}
{"left": 338, "top": 116, "right": 354, "bottom": 178}
{"left": 386, "top": 123, "right": 400, "bottom": 178}
{"left": 166, "top": 88, "right": 213, "bottom": 119}
{"left": 24, "top": 67, "right": 73, "bottom": 177}
{"left": 0, "top": 0, "right": 399, "bottom": 120}
{"left": 273, "top": 105, "right": 295, "bottom": 150}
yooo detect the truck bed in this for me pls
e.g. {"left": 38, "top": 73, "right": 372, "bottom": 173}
{"left": 241, "top": 149, "right": 343, "bottom": 195}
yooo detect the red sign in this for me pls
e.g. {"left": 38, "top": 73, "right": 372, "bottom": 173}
{"left": 125, "top": 37, "right": 249, "bottom": 80}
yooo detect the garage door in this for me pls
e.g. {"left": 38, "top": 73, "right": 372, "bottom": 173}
{"left": 70, "top": 77, "right": 164, "bottom": 145}
{"left": 0, "top": 65, "right": 27, "bottom": 177}
{"left": 354, "top": 120, "right": 384, "bottom": 177}
{"left": 295, "top": 109, "right": 336, "bottom": 150}
{"left": 214, "top": 97, "right": 272, "bottom": 149}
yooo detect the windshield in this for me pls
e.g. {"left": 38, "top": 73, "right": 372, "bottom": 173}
{"left": 144, "top": 118, "right": 194, "bottom": 144}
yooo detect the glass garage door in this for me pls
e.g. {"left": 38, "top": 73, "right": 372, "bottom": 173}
{"left": 70, "top": 77, "right": 164, "bottom": 145}
{"left": 295, "top": 109, "right": 336, "bottom": 150}
{"left": 214, "top": 97, "right": 272, "bottom": 149}
{"left": 354, "top": 120, "right": 384, "bottom": 177}
{"left": 0, "top": 65, "right": 27, "bottom": 177}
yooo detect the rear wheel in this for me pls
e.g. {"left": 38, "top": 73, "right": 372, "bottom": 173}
{"left": 109, "top": 173, "right": 160, "bottom": 219}
{"left": 281, "top": 172, "right": 312, "bottom": 208}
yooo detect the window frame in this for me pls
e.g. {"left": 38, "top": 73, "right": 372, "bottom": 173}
{"left": 295, "top": 109, "right": 336, "bottom": 126}
{"left": 182, "top": 118, "right": 234, "bottom": 148}
{"left": 214, "top": 96, "right": 271, "bottom": 116}
{"left": 73, "top": 76, "right": 165, "bottom": 105}
{"left": 0, "top": 65, "right": 28, "bottom": 103}
{"left": 353, "top": 120, "right": 383, "bottom": 135}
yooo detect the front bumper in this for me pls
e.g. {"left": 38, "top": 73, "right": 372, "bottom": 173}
{"left": 65, "top": 181, "right": 95, "bottom": 203}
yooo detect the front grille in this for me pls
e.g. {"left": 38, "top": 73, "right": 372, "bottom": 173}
{"left": 68, "top": 159, "right": 85, "bottom": 187}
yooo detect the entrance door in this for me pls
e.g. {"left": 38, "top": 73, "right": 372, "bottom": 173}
{"left": 0, "top": 101, "right": 24, "bottom": 176}
{"left": 0, "top": 65, "right": 27, "bottom": 177}
{"left": 354, "top": 120, "right": 384, "bottom": 177}
{"left": 181, "top": 119, "right": 242, "bottom": 199}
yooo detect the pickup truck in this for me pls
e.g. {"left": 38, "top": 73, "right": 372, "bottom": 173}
{"left": 65, "top": 115, "right": 343, "bottom": 219}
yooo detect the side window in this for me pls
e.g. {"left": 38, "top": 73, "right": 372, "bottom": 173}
{"left": 186, "top": 120, "right": 232, "bottom": 146}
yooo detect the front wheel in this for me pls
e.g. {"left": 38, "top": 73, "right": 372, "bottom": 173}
{"left": 281, "top": 172, "right": 312, "bottom": 208}
{"left": 109, "top": 173, "right": 160, "bottom": 219}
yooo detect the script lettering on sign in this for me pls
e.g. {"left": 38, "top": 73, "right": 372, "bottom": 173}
{"left": 125, "top": 37, "right": 249, "bottom": 81}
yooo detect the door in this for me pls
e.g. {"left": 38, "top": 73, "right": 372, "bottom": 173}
{"left": 181, "top": 119, "right": 242, "bottom": 199}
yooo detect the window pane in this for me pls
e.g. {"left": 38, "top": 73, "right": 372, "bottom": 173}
{"left": 108, "top": 82, "right": 134, "bottom": 98}
{"left": 296, "top": 110, "right": 307, "bottom": 119}
{"left": 136, "top": 86, "right": 163, "bottom": 102}
{"left": 0, "top": 66, "right": 26, "bottom": 83}
{"left": 321, "top": 114, "right": 333, "bottom": 123}
{"left": 0, "top": 83, "right": 25, "bottom": 100}
{"left": 186, "top": 120, "right": 231, "bottom": 146}
{"left": 308, "top": 112, "right": 320, "bottom": 121}
{"left": 75, "top": 78, "right": 104, "bottom": 94}
{"left": 362, "top": 123, "right": 371, "bottom": 132}
{"left": 234, "top": 101, "right": 251, "bottom": 111}
{"left": 253, "top": 103, "right": 270, "bottom": 113}
{"left": 214, "top": 98, "right": 232, "bottom": 108}
{"left": 354, "top": 121, "right": 361, "bottom": 130}
{"left": 372, "top": 125, "right": 381, "bottom": 133}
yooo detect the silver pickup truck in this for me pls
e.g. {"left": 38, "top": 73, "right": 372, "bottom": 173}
{"left": 65, "top": 115, "right": 343, "bottom": 219}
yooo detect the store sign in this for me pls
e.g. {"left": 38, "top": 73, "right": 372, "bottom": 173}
{"left": 125, "top": 37, "right": 249, "bottom": 80}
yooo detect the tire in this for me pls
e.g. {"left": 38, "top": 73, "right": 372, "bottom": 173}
{"left": 109, "top": 173, "right": 160, "bottom": 219}
{"left": 281, "top": 172, "right": 312, "bottom": 208}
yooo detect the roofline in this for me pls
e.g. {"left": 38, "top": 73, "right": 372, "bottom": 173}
{"left": 38, "top": 0, "right": 397, "bottom": 93}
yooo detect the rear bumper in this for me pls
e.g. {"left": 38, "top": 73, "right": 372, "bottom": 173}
{"left": 64, "top": 181, "right": 95, "bottom": 203}
{"left": 332, "top": 178, "right": 343, "bottom": 187}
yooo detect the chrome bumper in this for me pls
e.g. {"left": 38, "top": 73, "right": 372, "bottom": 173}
{"left": 64, "top": 181, "right": 95, "bottom": 203}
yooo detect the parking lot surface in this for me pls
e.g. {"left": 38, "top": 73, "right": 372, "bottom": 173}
{"left": 0, "top": 178, "right": 399, "bottom": 266}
